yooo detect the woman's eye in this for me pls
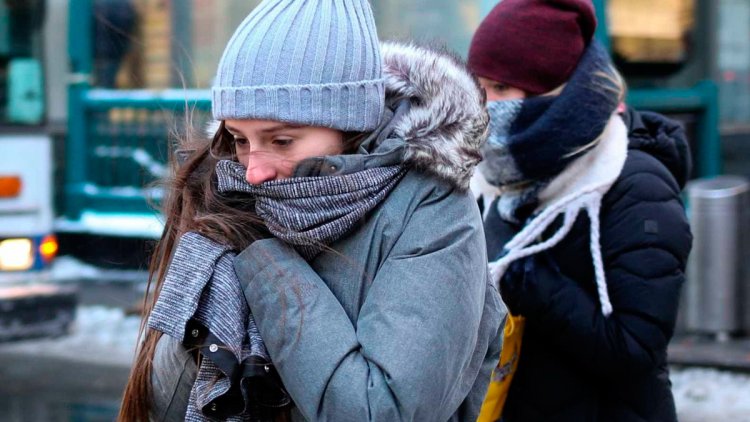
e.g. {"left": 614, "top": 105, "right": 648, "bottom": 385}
{"left": 272, "top": 138, "right": 294, "bottom": 147}
{"left": 233, "top": 136, "right": 249, "bottom": 146}
{"left": 493, "top": 84, "right": 509, "bottom": 92}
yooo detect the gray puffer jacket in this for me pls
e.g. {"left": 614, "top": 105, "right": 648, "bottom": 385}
{"left": 151, "top": 42, "right": 505, "bottom": 422}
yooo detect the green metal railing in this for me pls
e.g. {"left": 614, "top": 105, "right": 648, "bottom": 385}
{"left": 66, "top": 89, "right": 213, "bottom": 216}
{"left": 628, "top": 81, "right": 721, "bottom": 177}
{"left": 66, "top": 0, "right": 213, "bottom": 219}
{"left": 65, "top": 87, "right": 211, "bottom": 218}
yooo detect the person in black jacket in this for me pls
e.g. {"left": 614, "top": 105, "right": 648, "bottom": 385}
{"left": 468, "top": 1, "right": 693, "bottom": 421}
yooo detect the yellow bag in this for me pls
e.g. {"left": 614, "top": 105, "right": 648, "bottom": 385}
{"left": 477, "top": 313, "right": 525, "bottom": 422}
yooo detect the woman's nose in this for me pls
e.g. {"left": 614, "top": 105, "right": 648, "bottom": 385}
{"left": 245, "top": 154, "right": 278, "bottom": 184}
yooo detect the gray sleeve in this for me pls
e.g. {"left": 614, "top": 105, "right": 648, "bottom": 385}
{"left": 234, "top": 189, "right": 491, "bottom": 421}
{"left": 150, "top": 334, "right": 197, "bottom": 422}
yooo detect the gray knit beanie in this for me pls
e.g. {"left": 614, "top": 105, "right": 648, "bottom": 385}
{"left": 212, "top": 0, "right": 385, "bottom": 132}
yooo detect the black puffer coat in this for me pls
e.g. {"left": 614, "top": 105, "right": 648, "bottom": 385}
{"left": 484, "top": 110, "right": 693, "bottom": 422}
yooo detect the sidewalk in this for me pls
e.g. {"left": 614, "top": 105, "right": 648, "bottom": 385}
{"left": 0, "top": 307, "right": 137, "bottom": 421}
{"left": 668, "top": 335, "right": 750, "bottom": 422}
{"left": 669, "top": 335, "right": 750, "bottom": 372}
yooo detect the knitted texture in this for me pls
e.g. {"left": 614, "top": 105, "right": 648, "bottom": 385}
{"left": 149, "top": 232, "right": 289, "bottom": 421}
{"left": 488, "top": 115, "right": 629, "bottom": 317}
{"left": 468, "top": 0, "right": 596, "bottom": 95}
{"left": 215, "top": 159, "right": 405, "bottom": 260}
{"left": 480, "top": 41, "right": 625, "bottom": 317}
{"left": 479, "top": 40, "right": 620, "bottom": 223}
{"left": 212, "top": 0, "right": 385, "bottom": 132}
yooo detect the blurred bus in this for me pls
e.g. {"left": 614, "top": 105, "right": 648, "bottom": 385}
{"left": 0, "top": 0, "right": 76, "bottom": 341}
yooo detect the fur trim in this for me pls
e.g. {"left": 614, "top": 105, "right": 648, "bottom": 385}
{"left": 205, "top": 120, "right": 221, "bottom": 138}
{"left": 381, "top": 42, "right": 489, "bottom": 190}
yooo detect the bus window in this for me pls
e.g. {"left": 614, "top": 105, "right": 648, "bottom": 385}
{"left": 607, "top": 0, "right": 695, "bottom": 76}
{"left": 0, "top": 0, "right": 45, "bottom": 125}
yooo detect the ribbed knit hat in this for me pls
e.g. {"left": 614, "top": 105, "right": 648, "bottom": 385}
{"left": 468, "top": 0, "right": 596, "bottom": 96}
{"left": 212, "top": 0, "right": 385, "bottom": 132}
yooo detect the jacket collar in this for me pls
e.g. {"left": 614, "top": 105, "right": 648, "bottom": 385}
{"left": 623, "top": 108, "right": 692, "bottom": 189}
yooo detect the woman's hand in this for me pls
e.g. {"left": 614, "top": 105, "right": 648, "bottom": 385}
{"left": 499, "top": 252, "right": 565, "bottom": 317}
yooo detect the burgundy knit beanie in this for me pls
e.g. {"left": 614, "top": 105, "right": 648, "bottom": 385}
{"left": 468, "top": 0, "right": 597, "bottom": 96}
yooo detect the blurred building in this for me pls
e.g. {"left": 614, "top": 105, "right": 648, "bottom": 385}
{"left": 101, "top": 0, "right": 481, "bottom": 90}
{"left": 718, "top": 0, "right": 750, "bottom": 128}
{"left": 86, "top": 0, "right": 747, "bottom": 128}
{"left": 2, "top": 0, "right": 750, "bottom": 222}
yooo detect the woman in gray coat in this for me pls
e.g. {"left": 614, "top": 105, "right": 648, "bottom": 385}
{"left": 119, "top": 1, "right": 504, "bottom": 421}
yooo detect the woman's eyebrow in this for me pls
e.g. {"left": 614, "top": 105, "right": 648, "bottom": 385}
{"left": 224, "top": 124, "right": 241, "bottom": 134}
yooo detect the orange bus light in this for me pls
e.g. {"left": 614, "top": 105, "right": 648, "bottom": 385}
{"left": 0, "top": 176, "right": 22, "bottom": 198}
{"left": 39, "top": 235, "right": 58, "bottom": 263}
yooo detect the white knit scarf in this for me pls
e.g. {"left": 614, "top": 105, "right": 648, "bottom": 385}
{"left": 488, "top": 114, "right": 629, "bottom": 317}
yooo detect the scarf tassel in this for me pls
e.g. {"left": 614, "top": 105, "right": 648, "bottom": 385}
{"left": 489, "top": 191, "right": 613, "bottom": 317}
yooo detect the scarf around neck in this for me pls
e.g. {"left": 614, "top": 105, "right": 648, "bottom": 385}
{"left": 480, "top": 41, "right": 620, "bottom": 223}
{"left": 480, "top": 41, "right": 626, "bottom": 317}
{"left": 216, "top": 159, "right": 406, "bottom": 260}
{"left": 149, "top": 232, "right": 289, "bottom": 421}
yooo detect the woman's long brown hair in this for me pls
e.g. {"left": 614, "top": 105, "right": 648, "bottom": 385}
{"left": 119, "top": 121, "right": 366, "bottom": 421}
{"left": 118, "top": 122, "right": 267, "bottom": 421}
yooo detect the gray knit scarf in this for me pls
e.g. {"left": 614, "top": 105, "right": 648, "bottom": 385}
{"left": 215, "top": 159, "right": 406, "bottom": 259}
{"left": 149, "top": 232, "right": 289, "bottom": 421}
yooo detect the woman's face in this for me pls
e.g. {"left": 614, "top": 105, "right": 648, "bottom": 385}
{"left": 478, "top": 77, "right": 527, "bottom": 102}
{"left": 225, "top": 119, "right": 345, "bottom": 184}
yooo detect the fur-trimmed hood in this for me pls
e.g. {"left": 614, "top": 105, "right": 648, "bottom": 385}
{"left": 381, "top": 42, "right": 488, "bottom": 190}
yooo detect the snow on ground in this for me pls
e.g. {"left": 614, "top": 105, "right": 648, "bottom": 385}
{"left": 0, "top": 306, "right": 141, "bottom": 367}
{"left": 673, "top": 367, "right": 750, "bottom": 422}
{"left": 72, "top": 305, "right": 142, "bottom": 353}
{"left": 50, "top": 255, "right": 102, "bottom": 281}
{"left": 3, "top": 299, "right": 750, "bottom": 420}
{"left": 48, "top": 305, "right": 141, "bottom": 365}
{"left": 51, "top": 255, "right": 149, "bottom": 285}
{"left": 55, "top": 210, "right": 164, "bottom": 239}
